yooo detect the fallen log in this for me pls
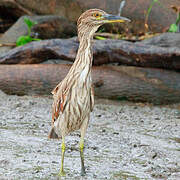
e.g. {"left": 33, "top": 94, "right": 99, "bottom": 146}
{"left": 0, "top": 64, "right": 180, "bottom": 104}
{"left": 0, "top": 34, "right": 180, "bottom": 70}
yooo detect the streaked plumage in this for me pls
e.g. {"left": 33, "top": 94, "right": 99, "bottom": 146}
{"left": 48, "top": 9, "right": 130, "bottom": 176}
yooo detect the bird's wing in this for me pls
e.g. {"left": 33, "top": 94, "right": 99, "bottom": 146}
{"left": 90, "top": 84, "right": 94, "bottom": 112}
{"left": 51, "top": 82, "right": 70, "bottom": 125}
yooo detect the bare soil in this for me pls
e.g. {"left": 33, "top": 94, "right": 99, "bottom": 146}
{"left": 0, "top": 90, "right": 180, "bottom": 180}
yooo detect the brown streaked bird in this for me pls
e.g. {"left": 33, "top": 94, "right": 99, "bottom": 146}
{"left": 48, "top": 9, "right": 130, "bottom": 176}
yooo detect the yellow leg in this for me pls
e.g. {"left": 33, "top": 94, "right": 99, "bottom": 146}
{"left": 80, "top": 137, "right": 86, "bottom": 176}
{"left": 58, "top": 137, "right": 66, "bottom": 176}
{"left": 79, "top": 117, "right": 89, "bottom": 176}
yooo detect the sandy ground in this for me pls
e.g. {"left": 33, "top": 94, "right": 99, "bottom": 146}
{"left": 0, "top": 90, "right": 180, "bottom": 180}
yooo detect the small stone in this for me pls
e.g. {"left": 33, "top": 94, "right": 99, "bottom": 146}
{"left": 102, "top": 129, "right": 106, "bottom": 133}
{"left": 152, "top": 152, "right": 157, "bottom": 159}
{"left": 92, "top": 146, "right": 98, "bottom": 150}
{"left": 113, "top": 132, "right": 119, "bottom": 135}
{"left": 52, "top": 161, "right": 58, "bottom": 164}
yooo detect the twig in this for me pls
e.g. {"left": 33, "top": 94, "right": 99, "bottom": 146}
{"left": 118, "top": 0, "right": 126, "bottom": 16}
{"left": 94, "top": 32, "right": 120, "bottom": 39}
{"left": 0, "top": 43, "right": 16, "bottom": 47}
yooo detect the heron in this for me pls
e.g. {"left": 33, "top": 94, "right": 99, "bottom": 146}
{"left": 48, "top": 9, "right": 130, "bottom": 176}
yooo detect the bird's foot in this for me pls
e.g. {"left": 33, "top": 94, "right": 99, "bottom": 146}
{"left": 81, "top": 168, "right": 86, "bottom": 176}
{"left": 58, "top": 170, "right": 66, "bottom": 177}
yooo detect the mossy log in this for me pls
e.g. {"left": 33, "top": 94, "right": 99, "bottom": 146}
{"left": 0, "top": 64, "right": 180, "bottom": 104}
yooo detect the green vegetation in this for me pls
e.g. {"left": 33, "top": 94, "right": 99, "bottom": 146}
{"left": 16, "top": 17, "right": 41, "bottom": 46}
{"left": 95, "top": 27, "right": 107, "bottom": 40}
{"left": 95, "top": 36, "right": 106, "bottom": 40}
{"left": 145, "top": 0, "right": 161, "bottom": 29}
{"left": 169, "top": 13, "right": 180, "bottom": 32}
{"left": 145, "top": 0, "right": 179, "bottom": 33}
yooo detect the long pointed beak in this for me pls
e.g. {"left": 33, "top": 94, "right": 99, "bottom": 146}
{"left": 103, "top": 14, "right": 131, "bottom": 23}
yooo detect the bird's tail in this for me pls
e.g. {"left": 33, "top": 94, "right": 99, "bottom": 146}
{"left": 48, "top": 127, "right": 59, "bottom": 139}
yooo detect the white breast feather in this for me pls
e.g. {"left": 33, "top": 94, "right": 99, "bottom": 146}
{"left": 80, "top": 65, "right": 89, "bottom": 82}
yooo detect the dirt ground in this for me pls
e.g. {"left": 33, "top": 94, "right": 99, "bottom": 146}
{"left": 0, "top": 90, "right": 180, "bottom": 180}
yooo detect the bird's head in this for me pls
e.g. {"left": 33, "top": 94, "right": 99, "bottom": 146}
{"left": 77, "top": 9, "right": 130, "bottom": 41}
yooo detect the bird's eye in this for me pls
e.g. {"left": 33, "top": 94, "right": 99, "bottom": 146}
{"left": 93, "top": 13, "right": 101, "bottom": 18}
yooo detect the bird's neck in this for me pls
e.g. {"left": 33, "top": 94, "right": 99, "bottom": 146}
{"left": 71, "top": 36, "right": 93, "bottom": 73}
{"left": 71, "top": 24, "right": 100, "bottom": 72}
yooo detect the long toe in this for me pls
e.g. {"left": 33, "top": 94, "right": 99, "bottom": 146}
{"left": 58, "top": 170, "right": 66, "bottom": 177}
{"left": 81, "top": 168, "right": 86, "bottom": 176}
